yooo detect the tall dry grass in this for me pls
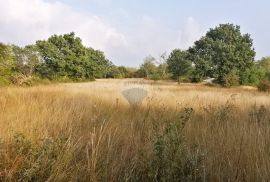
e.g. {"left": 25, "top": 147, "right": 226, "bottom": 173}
{"left": 0, "top": 79, "right": 270, "bottom": 181}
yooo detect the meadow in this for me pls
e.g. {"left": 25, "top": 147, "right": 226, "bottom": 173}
{"left": 0, "top": 79, "right": 270, "bottom": 182}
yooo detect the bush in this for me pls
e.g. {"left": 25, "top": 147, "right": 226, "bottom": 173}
{"left": 150, "top": 73, "right": 162, "bottom": 81}
{"left": 222, "top": 70, "right": 240, "bottom": 87}
{"left": 240, "top": 66, "right": 265, "bottom": 86}
{"left": 257, "top": 80, "right": 270, "bottom": 92}
{"left": 178, "top": 76, "right": 191, "bottom": 83}
{"left": 0, "top": 133, "right": 68, "bottom": 182}
{"left": 150, "top": 108, "right": 206, "bottom": 181}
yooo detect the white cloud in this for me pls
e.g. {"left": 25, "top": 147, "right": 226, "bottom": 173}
{"left": 117, "top": 16, "right": 202, "bottom": 66}
{"left": 0, "top": 0, "right": 202, "bottom": 66}
{"left": 0, "top": 0, "right": 127, "bottom": 58}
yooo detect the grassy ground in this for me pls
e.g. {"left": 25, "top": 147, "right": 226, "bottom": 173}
{"left": 0, "top": 79, "right": 270, "bottom": 181}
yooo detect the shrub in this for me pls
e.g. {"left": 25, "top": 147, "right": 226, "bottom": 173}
{"left": 257, "top": 80, "right": 270, "bottom": 92}
{"left": 240, "top": 66, "right": 265, "bottom": 86}
{"left": 2, "top": 133, "right": 69, "bottom": 182}
{"left": 178, "top": 76, "right": 191, "bottom": 83}
{"left": 150, "top": 108, "right": 206, "bottom": 181}
{"left": 150, "top": 73, "right": 162, "bottom": 81}
{"left": 222, "top": 70, "right": 240, "bottom": 87}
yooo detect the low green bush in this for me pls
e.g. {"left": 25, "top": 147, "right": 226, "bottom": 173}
{"left": 178, "top": 76, "right": 191, "bottom": 83}
{"left": 150, "top": 108, "right": 206, "bottom": 182}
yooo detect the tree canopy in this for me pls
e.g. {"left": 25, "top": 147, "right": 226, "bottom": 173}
{"left": 0, "top": 43, "right": 15, "bottom": 85}
{"left": 35, "top": 32, "right": 111, "bottom": 80}
{"left": 0, "top": 33, "right": 115, "bottom": 85}
{"left": 0, "top": 25, "right": 269, "bottom": 87}
{"left": 189, "top": 24, "right": 256, "bottom": 86}
{"left": 167, "top": 49, "right": 193, "bottom": 80}
{"left": 257, "top": 57, "right": 270, "bottom": 80}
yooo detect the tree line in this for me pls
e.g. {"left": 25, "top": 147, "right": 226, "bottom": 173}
{"left": 137, "top": 24, "right": 270, "bottom": 87}
{"left": 0, "top": 24, "right": 270, "bottom": 87}
{"left": 0, "top": 32, "right": 118, "bottom": 86}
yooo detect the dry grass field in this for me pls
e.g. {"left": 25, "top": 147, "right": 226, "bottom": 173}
{"left": 0, "top": 79, "right": 270, "bottom": 181}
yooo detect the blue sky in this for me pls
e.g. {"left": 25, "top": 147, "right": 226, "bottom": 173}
{"left": 0, "top": 0, "right": 269, "bottom": 66}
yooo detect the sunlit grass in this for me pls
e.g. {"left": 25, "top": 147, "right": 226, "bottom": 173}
{"left": 0, "top": 79, "right": 270, "bottom": 181}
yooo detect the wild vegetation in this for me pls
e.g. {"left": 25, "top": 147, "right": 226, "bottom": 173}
{"left": 0, "top": 33, "right": 118, "bottom": 86}
{"left": 1, "top": 24, "right": 270, "bottom": 88}
{"left": 0, "top": 79, "right": 270, "bottom": 181}
{"left": 137, "top": 24, "right": 270, "bottom": 88}
{"left": 1, "top": 22, "right": 270, "bottom": 182}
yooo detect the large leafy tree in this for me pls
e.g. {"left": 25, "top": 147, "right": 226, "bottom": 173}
{"left": 35, "top": 32, "right": 111, "bottom": 80}
{"left": 189, "top": 24, "right": 256, "bottom": 86}
{"left": 88, "top": 49, "right": 112, "bottom": 78}
{"left": 36, "top": 33, "right": 77, "bottom": 79}
{"left": 167, "top": 49, "right": 193, "bottom": 80}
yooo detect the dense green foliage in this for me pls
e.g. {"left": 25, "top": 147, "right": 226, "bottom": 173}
{"left": 165, "top": 24, "right": 268, "bottom": 86}
{"left": 0, "top": 33, "right": 116, "bottom": 85}
{"left": 188, "top": 24, "right": 256, "bottom": 86}
{"left": 135, "top": 55, "right": 169, "bottom": 80}
{"left": 0, "top": 43, "right": 15, "bottom": 85}
{"left": 0, "top": 24, "right": 270, "bottom": 87}
{"left": 140, "top": 56, "right": 157, "bottom": 79}
{"left": 257, "top": 57, "right": 270, "bottom": 81}
{"left": 12, "top": 45, "right": 40, "bottom": 77}
{"left": 35, "top": 32, "right": 111, "bottom": 81}
{"left": 106, "top": 66, "right": 138, "bottom": 78}
{"left": 167, "top": 49, "right": 193, "bottom": 81}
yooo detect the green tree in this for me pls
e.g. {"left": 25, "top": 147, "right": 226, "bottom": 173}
{"left": 257, "top": 57, "right": 270, "bottom": 80}
{"left": 124, "top": 67, "right": 137, "bottom": 78}
{"left": 0, "top": 43, "right": 15, "bottom": 84}
{"left": 118, "top": 66, "right": 129, "bottom": 78}
{"left": 156, "top": 63, "right": 168, "bottom": 80}
{"left": 35, "top": 34, "right": 73, "bottom": 79}
{"left": 134, "top": 67, "right": 147, "bottom": 78}
{"left": 12, "top": 45, "right": 40, "bottom": 77}
{"left": 189, "top": 24, "right": 256, "bottom": 86}
{"left": 167, "top": 49, "right": 193, "bottom": 80}
{"left": 137, "top": 54, "right": 169, "bottom": 80}
{"left": 88, "top": 49, "right": 112, "bottom": 78}
{"left": 35, "top": 32, "right": 111, "bottom": 81}
{"left": 156, "top": 52, "right": 169, "bottom": 80}
{"left": 106, "top": 65, "right": 122, "bottom": 78}
{"left": 239, "top": 65, "right": 265, "bottom": 85}
{"left": 140, "top": 56, "right": 157, "bottom": 79}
